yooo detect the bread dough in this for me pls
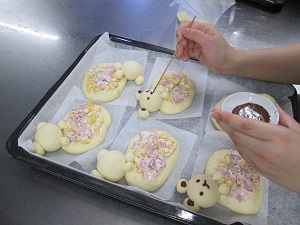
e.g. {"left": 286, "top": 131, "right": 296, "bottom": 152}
{"left": 177, "top": 174, "right": 220, "bottom": 212}
{"left": 91, "top": 149, "right": 135, "bottom": 182}
{"left": 122, "top": 61, "right": 144, "bottom": 84}
{"left": 33, "top": 122, "right": 63, "bottom": 155}
{"left": 150, "top": 71, "right": 196, "bottom": 114}
{"left": 211, "top": 93, "right": 276, "bottom": 131}
{"left": 82, "top": 61, "right": 144, "bottom": 102}
{"left": 125, "top": 129, "right": 179, "bottom": 192}
{"left": 205, "top": 149, "right": 264, "bottom": 214}
{"left": 58, "top": 102, "right": 112, "bottom": 154}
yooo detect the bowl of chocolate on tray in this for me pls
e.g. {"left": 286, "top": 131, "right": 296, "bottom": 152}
{"left": 221, "top": 92, "right": 279, "bottom": 125}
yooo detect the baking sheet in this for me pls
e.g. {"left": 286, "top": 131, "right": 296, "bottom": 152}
{"left": 13, "top": 32, "right": 297, "bottom": 225}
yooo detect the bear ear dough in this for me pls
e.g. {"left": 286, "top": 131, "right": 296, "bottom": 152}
{"left": 176, "top": 179, "right": 188, "bottom": 194}
{"left": 183, "top": 197, "right": 201, "bottom": 212}
{"left": 136, "top": 90, "right": 143, "bottom": 100}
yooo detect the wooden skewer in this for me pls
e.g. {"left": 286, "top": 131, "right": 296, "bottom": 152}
{"left": 153, "top": 15, "right": 196, "bottom": 92}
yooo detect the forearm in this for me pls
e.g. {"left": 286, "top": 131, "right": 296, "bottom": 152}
{"left": 224, "top": 43, "right": 300, "bottom": 84}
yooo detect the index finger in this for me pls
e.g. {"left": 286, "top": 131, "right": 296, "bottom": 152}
{"left": 211, "top": 108, "right": 279, "bottom": 140}
{"left": 176, "top": 21, "right": 213, "bottom": 44}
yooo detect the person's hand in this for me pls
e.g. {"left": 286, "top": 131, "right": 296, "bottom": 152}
{"left": 176, "top": 21, "right": 236, "bottom": 74}
{"left": 210, "top": 104, "right": 300, "bottom": 194}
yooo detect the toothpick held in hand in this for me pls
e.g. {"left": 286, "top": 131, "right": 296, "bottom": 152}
{"left": 153, "top": 15, "right": 196, "bottom": 92}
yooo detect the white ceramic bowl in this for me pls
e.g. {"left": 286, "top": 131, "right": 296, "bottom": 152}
{"left": 221, "top": 92, "right": 279, "bottom": 125}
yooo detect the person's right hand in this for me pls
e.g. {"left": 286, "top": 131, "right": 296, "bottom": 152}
{"left": 210, "top": 104, "right": 300, "bottom": 194}
{"left": 176, "top": 21, "right": 236, "bottom": 74}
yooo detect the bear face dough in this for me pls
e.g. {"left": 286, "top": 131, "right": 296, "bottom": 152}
{"left": 33, "top": 122, "right": 63, "bottom": 155}
{"left": 205, "top": 149, "right": 264, "bottom": 215}
{"left": 125, "top": 129, "right": 179, "bottom": 192}
{"left": 176, "top": 174, "right": 221, "bottom": 212}
{"left": 211, "top": 93, "right": 276, "bottom": 131}
{"left": 58, "top": 102, "right": 112, "bottom": 154}
{"left": 150, "top": 71, "right": 196, "bottom": 114}
{"left": 82, "top": 61, "right": 144, "bottom": 102}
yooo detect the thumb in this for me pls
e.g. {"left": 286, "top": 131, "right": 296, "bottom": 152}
{"left": 181, "top": 28, "right": 207, "bottom": 46}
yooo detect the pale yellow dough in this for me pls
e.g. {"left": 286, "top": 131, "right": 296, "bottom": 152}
{"left": 150, "top": 71, "right": 196, "bottom": 114}
{"left": 59, "top": 102, "right": 112, "bottom": 154}
{"left": 125, "top": 130, "right": 179, "bottom": 192}
{"left": 82, "top": 63, "right": 127, "bottom": 102}
{"left": 211, "top": 93, "right": 276, "bottom": 131}
{"left": 205, "top": 149, "right": 264, "bottom": 215}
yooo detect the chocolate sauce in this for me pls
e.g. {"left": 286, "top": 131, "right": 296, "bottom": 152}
{"left": 232, "top": 103, "right": 270, "bottom": 123}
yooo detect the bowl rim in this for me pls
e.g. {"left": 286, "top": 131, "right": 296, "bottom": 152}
{"left": 221, "top": 92, "right": 279, "bottom": 125}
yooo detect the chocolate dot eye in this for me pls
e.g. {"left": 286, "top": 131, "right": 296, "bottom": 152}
{"left": 196, "top": 179, "right": 200, "bottom": 183}
{"left": 141, "top": 108, "right": 146, "bottom": 111}
{"left": 199, "top": 191, "right": 204, "bottom": 196}
{"left": 180, "top": 181, "right": 187, "bottom": 187}
{"left": 138, "top": 90, "right": 143, "bottom": 93}
{"left": 147, "top": 97, "right": 150, "bottom": 100}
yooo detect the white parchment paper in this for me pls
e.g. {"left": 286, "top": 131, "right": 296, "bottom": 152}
{"left": 79, "top": 112, "right": 198, "bottom": 200}
{"left": 143, "top": 57, "right": 208, "bottom": 119}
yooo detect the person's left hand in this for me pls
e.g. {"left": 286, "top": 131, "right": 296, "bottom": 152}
{"left": 210, "top": 104, "right": 300, "bottom": 194}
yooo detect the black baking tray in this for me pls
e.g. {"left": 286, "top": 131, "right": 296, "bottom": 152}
{"left": 6, "top": 34, "right": 299, "bottom": 225}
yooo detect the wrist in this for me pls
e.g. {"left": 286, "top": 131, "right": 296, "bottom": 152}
{"left": 221, "top": 47, "right": 242, "bottom": 75}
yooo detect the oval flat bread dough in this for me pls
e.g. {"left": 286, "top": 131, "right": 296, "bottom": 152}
{"left": 150, "top": 71, "right": 196, "bottom": 114}
{"left": 211, "top": 93, "right": 276, "bottom": 131}
{"left": 82, "top": 63, "right": 127, "bottom": 102}
{"left": 125, "top": 129, "right": 179, "bottom": 192}
{"left": 59, "top": 102, "right": 112, "bottom": 154}
{"left": 205, "top": 149, "right": 264, "bottom": 215}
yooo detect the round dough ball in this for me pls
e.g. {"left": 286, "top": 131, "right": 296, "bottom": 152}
{"left": 122, "top": 61, "right": 143, "bottom": 80}
{"left": 135, "top": 76, "right": 144, "bottom": 85}
{"left": 33, "top": 142, "right": 46, "bottom": 156}
{"left": 113, "top": 70, "right": 124, "bottom": 80}
{"left": 35, "top": 123, "right": 63, "bottom": 152}
{"left": 91, "top": 169, "right": 104, "bottom": 179}
{"left": 177, "top": 179, "right": 188, "bottom": 194}
{"left": 114, "top": 62, "right": 122, "bottom": 70}
{"left": 183, "top": 197, "right": 200, "bottom": 212}
{"left": 138, "top": 108, "right": 150, "bottom": 119}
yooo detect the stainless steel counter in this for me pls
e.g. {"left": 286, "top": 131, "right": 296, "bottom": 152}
{"left": 0, "top": 0, "right": 299, "bottom": 225}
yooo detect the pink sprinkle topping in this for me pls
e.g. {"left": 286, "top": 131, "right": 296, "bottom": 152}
{"left": 217, "top": 150, "right": 260, "bottom": 202}
{"left": 63, "top": 103, "right": 103, "bottom": 144}
{"left": 90, "top": 64, "right": 115, "bottom": 90}
{"left": 131, "top": 130, "right": 176, "bottom": 182}
{"left": 159, "top": 73, "right": 189, "bottom": 104}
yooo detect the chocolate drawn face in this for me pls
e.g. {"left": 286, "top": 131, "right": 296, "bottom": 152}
{"left": 186, "top": 174, "right": 220, "bottom": 208}
{"left": 137, "top": 89, "right": 163, "bottom": 113}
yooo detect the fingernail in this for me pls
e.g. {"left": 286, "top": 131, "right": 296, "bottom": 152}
{"left": 211, "top": 111, "right": 221, "bottom": 120}
{"left": 182, "top": 28, "right": 191, "bottom": 35}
